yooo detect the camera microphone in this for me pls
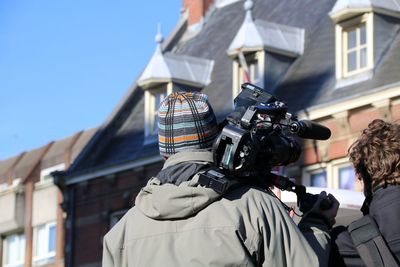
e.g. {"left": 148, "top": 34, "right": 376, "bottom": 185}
{"left": 289, "top": 120, "right": 331, "bottom": 140}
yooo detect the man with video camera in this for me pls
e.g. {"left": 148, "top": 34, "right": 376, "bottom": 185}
{"left": 102, "top": 91, "right": 339, "bottom": 267}
{"left": 330, "top": 119, "right": 400, "bottom": 266}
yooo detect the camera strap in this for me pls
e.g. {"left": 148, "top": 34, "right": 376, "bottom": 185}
{"left": 348, "top": 215, "right": 399, "bottom": 267}
{"left": 197, "top": 168, "right": 241, "bottom": 195}
{"left": 197, "top": 167, "right": 273, "bottom": 196}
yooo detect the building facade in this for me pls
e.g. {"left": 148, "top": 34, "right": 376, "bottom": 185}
{"left": 0, "top": 129, "right": 96, "bottom": 267}
{"left": 54, "top": 0, "right": 400, "bottom": 266}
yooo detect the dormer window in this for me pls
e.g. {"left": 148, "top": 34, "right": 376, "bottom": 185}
{"left": 40, "top": 163, "right": 65, "bottom": 184}
{"left": 227, "top": 0, "right": 303, "bottom": 99}
{"left": 233, "top": 51, "right": 264, "bottom": 97}
{"left": 138, "top": 27, "right": 213, "bottom": 143}
{"left": 332, "top": 10, "right": 374, "bottom": 83}
{"left": 338, "top": 14, "right": 373, "bottom": 79}
{"left": 144, "top": 85, "right": 170, "bottom": 139}
{"left": 343, "top": 23, "right": 367, "bottom": 75}
{"left": 239, "top": 52, "right": 261, "bottom": 85}
{"left": 151, "top": 90, "right": 166, "bottom": 135}
{"left": 330, "top": 0, "right": 400, "bottom": 84}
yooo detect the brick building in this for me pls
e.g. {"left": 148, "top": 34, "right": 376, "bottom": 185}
{"left": 54, "top": 0, "right": 400, "bottom": 266}
{"left": 0, "top": 128, "right": 96, "bottom": 267}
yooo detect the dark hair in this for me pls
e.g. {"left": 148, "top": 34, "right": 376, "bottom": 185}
{"left": 348, "top": 119, "right": 400, "bottom": 190}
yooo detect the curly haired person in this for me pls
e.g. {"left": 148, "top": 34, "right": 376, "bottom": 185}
{"left": 330, "top": 119, "right": 400, "bottom": 266}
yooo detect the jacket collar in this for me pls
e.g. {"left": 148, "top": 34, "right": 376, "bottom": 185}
{"left": 162, "top": 149, "right": 214, "bottom": 169}
{"left": 369, "top": 185, "right": 400, "bottom": 215}
{"left": 135, "top": 149, "right": 220, "bottom": 220}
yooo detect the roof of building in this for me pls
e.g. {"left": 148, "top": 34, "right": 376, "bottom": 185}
{"left": 0, "top": 128, "right": 97, "bottom": 185}
{"left": 275, "top": 8, "right": 400, "bottom": 112}
{"left": 331, "top": 0, "right": 400, "bottom": 17}
{"left": 41, "top": 133, "right": 79, "bottom": 170}
{"left": 0, "top": 154, "right": 24, "bottom": 184}
{"left": 138, "top": 33, "right": 214, "bottom": 88}
{"left": 12, "top": 144, "right": 51, "bottom": 182}
{"left": 227, "top": 0, "right": 304, "bottom": 57}
{"left": 64, "top": 0, "right": 400, "bottom": 181}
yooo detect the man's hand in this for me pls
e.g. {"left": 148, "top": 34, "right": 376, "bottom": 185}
{"left": 307, "top": 191, "right": 340, "bottom": 227}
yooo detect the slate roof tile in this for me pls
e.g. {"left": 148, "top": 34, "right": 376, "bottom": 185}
{"left": 65, "top": 0, "right": 400, "bottom": 177}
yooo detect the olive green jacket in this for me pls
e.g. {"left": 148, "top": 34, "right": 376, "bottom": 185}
{"left": 102, "top": 150, "right": 330, "bottom": 267}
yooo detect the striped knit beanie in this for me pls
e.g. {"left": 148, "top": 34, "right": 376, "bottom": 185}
{"left": 158, "top": 92, "right": 219, "bottom": 157}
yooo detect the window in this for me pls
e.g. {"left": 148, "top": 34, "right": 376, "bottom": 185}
{"left": 338, "top": 165, "right": 356, "bottom": 190}
{"left": 343, "top": 23, "right": 367, "bottom": 75}
{"left": 332, "top": 160, "right": 361, "bottom": 191}
{"left": 310, "top": 170, "right": 327, "bottom": 187}
{"left": 233, "top": 51, "right": 264, "bottom": 98}
{"left": 335, "top": 13, "right": 373, "bottom": 80}
{"left": 303, "top": 158, "right": 361, "bottom": 191}
{"left": 144, "top": 85, "right": 170, "bottom": 139}
{"left": 151, "top": 91, "right": 166, "bottom": 135}
{"left": 33, "top": 222, "right": 56, "bottom": 265}
{"left": 303, "top": 165, "right": 328, "bottom": 188}
{"left": 238, "top": 57, "right": 260, "bottom": 87}
{"left": 0, "top": 182, "right": 8, "bottom": 191}
{"left": 3, "top": 233, "right": 25, "bottom": 267}
{"left": 39, "top": 164, "right": 65, "bottom": 184}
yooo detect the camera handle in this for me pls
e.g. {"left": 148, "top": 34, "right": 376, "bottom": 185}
{"left": 198, "top": 168, "right": 332, "bottom": 214}
{"left": 267, "top": 173, "right": 333, "bottom": 213}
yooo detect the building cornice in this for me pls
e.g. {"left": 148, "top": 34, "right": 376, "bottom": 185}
{"left": 63, "top": 155, "right": 162, "bottom": 186}
{"left": 330, "top": 7, "right": 400, "bottom": 23}
{"left": 298, "top": 82, "right": 400, "bottom": 120}
{"left": 139, "top": 77, "right": 210, "bottom": 89}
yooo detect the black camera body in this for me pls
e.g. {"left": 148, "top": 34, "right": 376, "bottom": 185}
{"left": 213, "top": 83, "right": 331, "bottom": 178}
{"left": 208, "top": 83, "right": 332, "bottom": 213}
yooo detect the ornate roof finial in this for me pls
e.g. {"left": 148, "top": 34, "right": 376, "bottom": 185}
{"left": 244, "top": 0, "right": 254, "bottom": 11}
{"left": 244, "top": 0, "right": 254, "bottom": 22}
{"left": 155, "top": 23, "right": 164, "bottom": 44}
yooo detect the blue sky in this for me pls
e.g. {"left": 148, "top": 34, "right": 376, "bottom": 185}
{"left": 0, "top": 0, "right": 181, "bottom": 160}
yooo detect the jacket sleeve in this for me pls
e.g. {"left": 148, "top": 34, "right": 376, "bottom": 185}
{"left": 102, "top": 235, "right": 115, "bottom": 267}
{"left": 101, "top": 210, "right": 131, "bottom": 267}
{"left": 251, "top": 194, "right": 331, "bottom": 267}
{"left": 298, "top": 215, "right": 331, "bottom": 267}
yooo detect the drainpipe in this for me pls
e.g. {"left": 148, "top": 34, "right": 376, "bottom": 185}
{"left": 53, "top": 171, "right": 75, "bottom": 267}
{"left": 66, "top": 187, "right": 75, "bottom": 267}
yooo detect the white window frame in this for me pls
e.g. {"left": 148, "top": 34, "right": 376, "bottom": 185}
{"left": 39, "top": 164, "right": 65, "bottom": 184}
{"left": 2, "top": 233, "right": 25, "bottom": 267}
{"left": 343, "top": 23, "right": 367, "bottom": 75}
{"left": 33, "top": 222, "right": 56, "bottom": 266}
{"left": 0, "top": 182, "right": 8, "bottom": 192}
{"left": 335, "top": 13, "right": 374, "bottom": 80}
{"left": 332, "top": 159, "right": 358, "bottom": 191}
{"left": 302, "top": 163, "right": 328, "bottom": 188}
{"left": 302, "top": 157, "right": 360, "bottom": 191}
{"left": 0, "top": 178, "right": 22, "bottom": 193}
{"left": 12, "top": 178, "right": 21, "bottom": 187}
{"left": 144, "top": 83, "right": 172, "bottom": 141}
{"left": 232, "top": 51, "right": 265, "bottom": 99}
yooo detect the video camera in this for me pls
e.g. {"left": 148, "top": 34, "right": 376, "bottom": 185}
{"left": 214, "top": 82, "right": 330, "bottom": 177}
{"left": 200, "top": 83, "right": 332, "bottom": 213}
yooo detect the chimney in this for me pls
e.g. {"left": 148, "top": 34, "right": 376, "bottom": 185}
{"left": 182, "top": 0, "right": 213, "bottom": 26}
